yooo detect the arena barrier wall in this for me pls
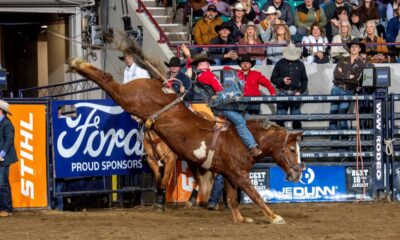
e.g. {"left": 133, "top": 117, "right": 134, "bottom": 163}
{"left": 390, "top": 94, "right": 400, "bottom": 201}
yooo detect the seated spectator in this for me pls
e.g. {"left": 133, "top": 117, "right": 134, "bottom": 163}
{"left": 271, "top": 43, "right": 308, "bottom": 129}
{"left": 294, "top": 0, "right": 327, "bottom": 42}
{"left": 261, "top": 0, "right": 294, "bottom": 27}
{"left": 258, "top": 6, "right": 287, "bottom": 43}
{"left": 301, "top": 22, "right": 330, "bottom": 64}
{"left": 183, "top": 0, "right": 208, "bottom": 25}
{"left": 227, "top": 2, "right": 249, "bottom": 42}
{"left": 209, "top": 22, "right": 238, "bottom": 65}
{"left": 266, "top": 24, "right": 291, "bottom": 65}
{"left": 350, "top": 9, "right": 366, "bottom": 38}
{"left": 235, "top": 0, "right": 261, "bottom": 23}
{"left": 193, "top": 4, "right": 223, "bottom": 45}
{"left": 164, "top": 57, "right": 192, "bottom": 96}
{"left": 325, "top": 0, "right": 352, "bottom": 21}
{"left": 362, "top": 20, "right": 390, "bottom": 63}
{"left": 387, "top": 0, "right": 400, "bottom": 22}
{"left": 386, "top": 7, "right": 400, "bottom": 62}
{"left": 238, "top": 22, "right": 265, "bottom": 65}
{"left": 331, "top": 20, "right": 354, "bottom": 63}
{"left": 327, "top": 6, "right": 350, "bottom": 41}
{"left": 202, "top": 0, "right": 232, "bottom": 17}
{"left": 358, "top": 0, "right": 380, "bottom": 24}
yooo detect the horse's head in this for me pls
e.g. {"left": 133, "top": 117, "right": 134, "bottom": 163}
{"left": 249, "top": 120, "right": 305, "bottom": 182}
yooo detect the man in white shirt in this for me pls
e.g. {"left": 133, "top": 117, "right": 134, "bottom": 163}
{"left": 118, "top": 49, "right": 150, "bottom": 84}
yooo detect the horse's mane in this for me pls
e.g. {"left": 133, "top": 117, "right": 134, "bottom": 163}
{"left": 123, "top": 37, "right": 165, "bottom": 80}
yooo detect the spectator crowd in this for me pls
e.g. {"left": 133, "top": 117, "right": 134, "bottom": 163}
{"left": 184, "top": 0, "right": 400, "bottom": 64}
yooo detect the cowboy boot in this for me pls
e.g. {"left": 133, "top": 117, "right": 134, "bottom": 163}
{"left": 250, "top": 147, "right": 262, "bottom": 158}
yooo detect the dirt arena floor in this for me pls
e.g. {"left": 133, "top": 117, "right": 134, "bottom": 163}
{"left": 0, "top": 202, "right": 399, "bottom": 240}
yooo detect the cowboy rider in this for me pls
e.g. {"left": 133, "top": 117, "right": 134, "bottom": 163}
{"left": 183, "top": 50, "right": 262, "bottom": 158}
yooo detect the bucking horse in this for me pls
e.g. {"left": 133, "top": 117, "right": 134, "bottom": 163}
{"left": 69, "top": 50, "right": 305, "bottom": 225}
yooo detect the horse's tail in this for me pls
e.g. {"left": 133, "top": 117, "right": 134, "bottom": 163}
{"left": 123, "top": 37, "right": 165, "bottom": 80}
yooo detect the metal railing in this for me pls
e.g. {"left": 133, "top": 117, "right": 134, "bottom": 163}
{"left": 18, "top": 78, "right": 100, "bottom": 98}
{"left": 136, "top": 0, "right": 170, "bottom": 45}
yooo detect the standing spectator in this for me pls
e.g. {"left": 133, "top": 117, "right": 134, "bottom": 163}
{"left": 258, "top": 6, "right": 287, "bottom": 43}
{"left": 294, "top": 0, "right": 328, "bottom": 41}
{"left": 362, "top": 20, "right": 390, "bottom": 63}
{"left": 386, "top": 7, "right": 400, "bottom": 62}
{"left": 202, "top": 0, "right": 232, "bottom": 17}
{"left": 0, "top": 100, "right": 17, "bottom": 217}
{"left": 237, "top": 54, "right": 276, "bottom": 96}
{"left": 261, "top": 0, "right": 294, "bottom": 27}
{"left": 236, "top": 0, "right": 261, "bottom": 23}
{"left": 209, "top": 22, "right": 238, "bottom": 65}
{"left": 271, "top": 43, "right": 308, "bottom": 129}
{"left": 193, "top": 4, "right": 223, "bottom": 45}
{"left": 387, "top": 0, "right": 400, "bottom": 21}
{"left": 329, "top": 39, "right": 366, "bottom": 133}
{"left": 331, "top": 20, "right": 354, "bottom": 63}
{"left": 301, "top": 22, "right": 330, "bottom": 64}
{"left": 238, "top": 22, "right": 266, "bottom": 64}
{"left": 358, "top": 0, "right": 380, "bottom": 24}
{"left": 118, "top": 49, "right": 150, "bottom": 84}
{"left": 164, "top": 57, "right": 192, "bottom": 96}
{"left": 227, "top": 2, "right": 249, "bottom": 42}
{"left": 266, "top": 24, "right": 291, "bottom": 65}
{"left": 350, "top": 9, "right": 366, "bottom": 38}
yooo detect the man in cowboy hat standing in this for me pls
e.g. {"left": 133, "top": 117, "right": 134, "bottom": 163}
{"left": 165, "top": 57, "right": 191, "bottom": 96}
{"left": 209, "top": 22, "right": 238, "bottom": 65}
{"left": 119, "top": 48, "right": 150, "bottom": 84}
{"left": 0, "top": 99, "right": 17, "bottom": 217}
{"left": 329, "top": 38, "right": 366, "bottom": 133}
{"left": 271, "top": 43, "right": 308, "bottom": 129}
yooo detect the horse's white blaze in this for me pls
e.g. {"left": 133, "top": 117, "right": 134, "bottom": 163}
{"left": 193, "top": 141, "right": 207, "bottom": 159}
{"left": 296, "top": 143, "right": 301, "bottom": 164}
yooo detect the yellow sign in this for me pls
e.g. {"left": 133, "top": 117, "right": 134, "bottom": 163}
{"left": 9, "top": 104, "right": 48, "bottom": 208}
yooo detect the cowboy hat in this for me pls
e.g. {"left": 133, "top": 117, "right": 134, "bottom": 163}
{"left": 238, "top": 54, "right": 256, "bottom": 68}
{"left": 189, "top": 53, "right": 216, "bottom": 66}
{"left": 215, "top": 22, "right": 233, "bottom": 33}
{"left": 206, "top": 4, "right": 218, "bottom": 13}
{"left": 118, "top": 48, "right": 134, "bottom": 61}
{"left": 164, "top": 57, "right": 183, "bottom": 67}
{"left": 0, "top": 99, "right": 11, "bottom": 115}
{"left": 346, "top": 38, "right": 366, "bottom": 53}
{"left": 240, "top": 21, "right": 259, "bottom": 35}
{"left": 282, "top": 42, "right": 302, "bottom": 61}
{"left": 262, "top": 6, "right": 281, "bottom": 18}
{"left": 233, "top": 2, "right": 244, "bottom": 11}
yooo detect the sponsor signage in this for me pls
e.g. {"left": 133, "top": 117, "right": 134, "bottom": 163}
{"left": 52, "top": 100, "right": 146, "bottom": 178}
{"left": 9, "top": 104, "right": 48, "bottom": 208}
{"left": 345, "top": 166, "right": 373, "bottom": 200}
{"left": 166, "top": 160, "right": 211, "bottom": 203}
{"left": 242, "top": 168, "right": 269, "bottom": 203}
{"left": 374, "top": 99, "right": 384, "bottom": 189}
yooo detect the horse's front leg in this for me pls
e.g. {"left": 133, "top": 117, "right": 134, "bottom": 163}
{"left": 225, "top": 178, "right": 254, "bottom": 223}
{"left": 236, "top": 177, "right": 285, "bottom": 224}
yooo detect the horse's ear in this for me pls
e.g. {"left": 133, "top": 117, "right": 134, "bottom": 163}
{"left": 291, "top": 130, "right": 304, "bottom": 139}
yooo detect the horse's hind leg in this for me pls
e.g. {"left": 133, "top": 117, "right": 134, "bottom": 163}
{"left": 225, "top": 179, "right": 253, "bottom": 223}
{"left": 236, "top": 177, "right": 285, "bottom": 224}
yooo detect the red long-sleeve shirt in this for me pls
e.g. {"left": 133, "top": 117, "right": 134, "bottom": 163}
{"left": 197, "top": 69, "right": 223, "bottom": 93}
{"left": 237, "top": 70, "right": 276, "bottom": 96}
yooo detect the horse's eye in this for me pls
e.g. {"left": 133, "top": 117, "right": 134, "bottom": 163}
{"left": 289, "top": 146, "right": 296, "bottom": 152}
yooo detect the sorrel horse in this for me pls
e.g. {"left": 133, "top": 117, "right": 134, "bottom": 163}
{"left": 69, "top": 58, "right": 304, "bottom": 224}
{"left": 144, "top": 120, "right": 304, "bottom": 210}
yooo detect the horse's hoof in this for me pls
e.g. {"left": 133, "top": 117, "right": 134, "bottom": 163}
{"left": 154, "top": 204, "right": 165, "bottom": 212}
{"left": 184, "top": 201, "right": 193, "bottom": 209}
{"left": 271, "top": 215, "right": 286, "bottom": 224}
{"left": 243, "top": 217, "right": 254, "bottom": 223}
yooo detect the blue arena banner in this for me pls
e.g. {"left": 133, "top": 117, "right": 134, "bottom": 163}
{"left": 266, "top": 166, "right": 347, "bottom": 203}
{"left": 52, "top": 100, "right": 146, "bottom": 178}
